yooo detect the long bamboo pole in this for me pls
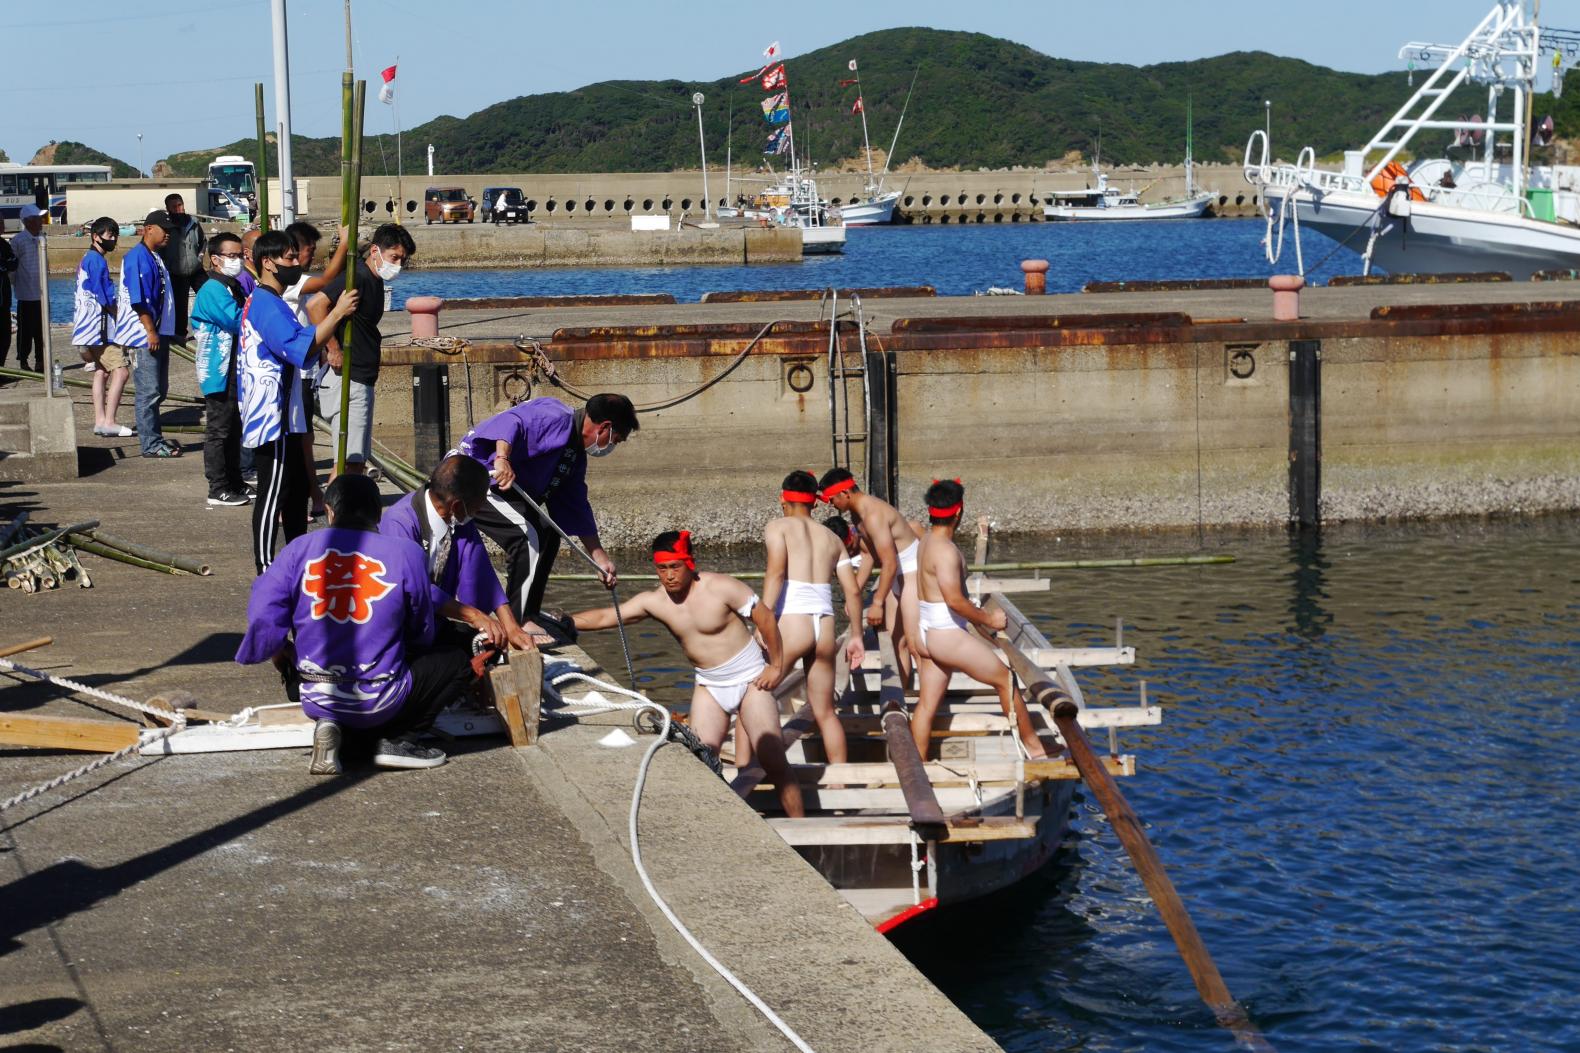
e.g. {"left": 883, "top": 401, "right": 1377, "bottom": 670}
{"left": 254, "top": 82, "right": 271, "bottom": 232}
{"left": 335, "top": 79, "right": 366, "bottom": 476}
{"left": 545, "top": 554, "right": 1234, "bottom": 583}
{"left": 80, "top": 528, "right": 211, "bottom": 576}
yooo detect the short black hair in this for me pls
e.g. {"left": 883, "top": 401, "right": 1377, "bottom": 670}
{"left": 429, "top": 454, "right": 489, "bottom": 506}
{"left": 89, "top": 216, "right": 119, "bottom": 239}
{"left": 163, "top": 193, "right": 184, "bottom": 209}
{"left": 925, "top": 478, "right": 965, "bottom": 522}
{"left": 206, "top": 231, "right": 241, "bottom": 259}
{"left": 651, "top": 530, "right": 691, "bottom": 557}
{"left": 253, "top": 229, "right": 293, "bottom": 263}
{"left": 285, "top": 221, "right": 322, "bottom": 252}
{"left": 586, "top": 393, "right": 639, "bottom": 438}
{"left": 782, "top": 470, "right": 817, "bottom": 497}
{"left": 818, "top": 467, "right": 855, "bottom": 492}
{"left": 822, "top": 515, "right": 855, "bottom": 544}
{"left": 369, "top": 223, "right": 416, "bottom": 257}
{"left": 324, "top": 474, "right": 382, "bottom": 530}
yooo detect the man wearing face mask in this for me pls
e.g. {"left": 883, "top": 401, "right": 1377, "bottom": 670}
{"left": 380, "top": 454, "right": 540, "bottom": 652}
{"left": 191, "top": 232, "right": 252, "bottom": 507}
{"left": 456, "top": 392, "right": 637, "bottom": 638}
{"left": 239, "top": 230, "right": 360, "bottom": 573}
{"left": 72, "top": 216, "right": 132, "bottom": 437}
{"left": 306, "top": 223, "right": 416, "bottom": 479}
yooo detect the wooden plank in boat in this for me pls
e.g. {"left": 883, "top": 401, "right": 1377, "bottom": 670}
{"left": 834, "top": 706, "right": 1160, "bottom": 735}
{"left": 768, "top": 815, "right": 1040, "bottom": 846}
{"left": 966, "top": 575, "right": 1051, "bottom": 594}
{"left": 730, "top": 754, "right": 1134, "bottom": 790}
{"left": 855, "top": 646, "right": 1132, "bottom": 671}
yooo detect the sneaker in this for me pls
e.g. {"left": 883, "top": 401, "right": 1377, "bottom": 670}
{"left": 372, "top": 736, "right": 447, "bottom": 770}
{"left": 244, "top": 483, "right": 258, "bottom": 499}
{"left": 241, "top": 470, "right": 258, "bottom": 485}
{"left": 207, "top": 490, "right": 250, "bottom": 507}
{"left": 309, "top": 720, "right": 343, "bottom": 775}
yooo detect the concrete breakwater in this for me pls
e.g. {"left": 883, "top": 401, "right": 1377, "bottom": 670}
{"left": 369, "top": 280, "right": 1580, "bottom": 543}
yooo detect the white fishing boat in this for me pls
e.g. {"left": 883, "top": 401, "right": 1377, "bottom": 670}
{"left": 1245, "top": 1, "right": 1580, "bottom": 278}
{"left": 834, "top": 189, "right": 901, "bottom": 226}
{"left": 728, "top": 593, "right": 1158, "bottom": 932}
{"left": 1043, "top": 173, "right": 1212, "bottom": 221}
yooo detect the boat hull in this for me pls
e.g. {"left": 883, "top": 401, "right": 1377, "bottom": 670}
{"left": 835, "top": 192, "right": 900, "bottom": 226}
{"left": 1265, "top": 182, "right": 1580, "bottom": 278}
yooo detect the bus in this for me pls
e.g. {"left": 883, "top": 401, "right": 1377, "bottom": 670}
{"left": 208, "top": 156, "right": 257, "bottom": 213}
{"left": 0, "top": 163, "right": 113, "bottom": 223}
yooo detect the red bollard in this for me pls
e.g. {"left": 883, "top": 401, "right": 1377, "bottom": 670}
{"left": 1269, "top": 274, "right": 1305, "bottom": 321}
{"left": 1021, "top": 258, "right": 1050, "bottom": 295}
{"left": 406, "top": 295, "right": 445, "bottom": 340}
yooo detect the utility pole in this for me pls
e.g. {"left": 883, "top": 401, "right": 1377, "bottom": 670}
{"left": 271, "top": 0, "right": 297, "bottom": 223}
{"left": 137, "top": 133, "right": 145, "bottom": 178}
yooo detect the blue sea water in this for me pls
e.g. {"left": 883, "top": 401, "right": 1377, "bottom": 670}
{"left": 43, "top": 218, "right": 1362, "bottom": 321}
{"left": 557, "top": 518, "right": 1580, "bottom": 1053}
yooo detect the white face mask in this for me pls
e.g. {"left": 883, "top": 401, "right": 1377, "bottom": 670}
{"left": 373, "top": 249, "right": 401, "bottom": 282}
{"left": 219, "top": 257, "right": 243, "bottom": 278}
{"left": 587, "top": 427, "right": 616, "bottom": 458}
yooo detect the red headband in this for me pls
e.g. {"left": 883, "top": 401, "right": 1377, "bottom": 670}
{"left": 652, "top": 530, "right": 695, "bottom": 570}
{"left": 781, "top": 490, "right": 816, "bottom": 504}
{"left": 819, "top": 477, "right": 858, "bottom": 502}
{"left": 928, "top": 502, "right": 963, "bottom": 519}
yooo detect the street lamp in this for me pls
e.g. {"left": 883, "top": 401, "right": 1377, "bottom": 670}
{"left": 1264, "top": 100, "right": 1271, "bottom": 147}
{"left": 137, "top": 132, "right": 145, "bottom": 178}
{"left": 693, "top": 92, "right": 710, "bottom": 221}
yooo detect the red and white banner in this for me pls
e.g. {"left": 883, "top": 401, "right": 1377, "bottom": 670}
{"left": 378, "top": 64, "right": 397, "bottom": 105}
{"left": 851, "top": 96, "right": 863, "bottom": 115}
{"left": 760, "top": 64, "right": 786, "bottom": 91}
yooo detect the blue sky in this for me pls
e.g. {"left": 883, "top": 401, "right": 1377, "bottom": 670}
{"left": 1, "top": 0, "right": 1529, "bottom": 169}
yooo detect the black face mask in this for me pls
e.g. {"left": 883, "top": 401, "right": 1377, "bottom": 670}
{"left": 95, "top": 238, "right": 117, "bottom": 254}
{"left": 271, "top": 263, "right": 304, "bottom": 289}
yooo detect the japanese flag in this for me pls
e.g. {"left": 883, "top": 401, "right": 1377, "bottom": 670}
{"left": 763, "top": 41, "right": 781, "bottom": 63}
{"left": 379, "top": 64, "right": 397, "bottom": 104}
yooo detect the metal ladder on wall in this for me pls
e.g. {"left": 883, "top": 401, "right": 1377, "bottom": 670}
{"left": 821, "top": 290, "right": 898, "bottom": 504}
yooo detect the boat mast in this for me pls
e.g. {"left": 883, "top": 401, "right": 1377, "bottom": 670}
{"left": 850, "top": 59, "right": 876, "bottom": 192}
{"left": 877, "top": 69, "right": 919, "bottom": 188}
{"left": 1185, "top": 95, "right": 1195, "bottom": 198}
{"left": 725, "top": 96, "right": 733, "bottom": 208}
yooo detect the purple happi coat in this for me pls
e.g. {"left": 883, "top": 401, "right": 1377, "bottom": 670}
{"left": 454, "top": 396, "right": 596, "bottom": 535}
{"left": 379, "top": 488, "right": 509, "bottom": 614}
{"left": 235, "top": 527, "right": 435, "bottom": 728}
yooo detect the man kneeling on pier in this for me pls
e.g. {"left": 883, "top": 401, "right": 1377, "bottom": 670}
{"left": 914, "top": 479, "right": 1047, "bottom": 761}
{"left": 236, "top": 475, "right": 474, "bottom": 773}
{"left": 571, "top": 531, "right": 806, "bottom": 818}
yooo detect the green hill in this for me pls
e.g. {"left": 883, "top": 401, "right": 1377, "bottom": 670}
{"left": 31, "top": 140, "right": 140, "bottom": 178}
{"left": 155, "top": 27, "right": 1580, "bottom": 175}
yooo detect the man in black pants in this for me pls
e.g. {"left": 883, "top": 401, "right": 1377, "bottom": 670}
{"left": 455, "top": 393, "right": 637, "bottom": 637}
{"left": 236, "top": 230, "right": 358, "bottom": 572}
{"left": 0, "top": 218, "right": 16, "bottom": 371}
{"left": 236, "top": 475, "right": 474, "bottom": 772}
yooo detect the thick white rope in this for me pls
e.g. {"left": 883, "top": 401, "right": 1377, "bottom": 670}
{"left": 0, "top": 723, "right": 184, "bottom": 813}
{"left": 0, "top": 657, "right": 183, "bottom": 724}
{"left": 548, "top": 670, "right": 816, "bottom": 1053}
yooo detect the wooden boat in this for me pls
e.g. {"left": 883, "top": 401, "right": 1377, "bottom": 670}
{"left": 725, "top": 590, "right": 1161, "bottom": 932}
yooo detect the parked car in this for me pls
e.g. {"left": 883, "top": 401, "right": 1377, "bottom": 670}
{"left": 482, "top": 186, "right": 529, "bottom": 224}
{"left": 424, "top": 186, "right": 475, "bottom": 224}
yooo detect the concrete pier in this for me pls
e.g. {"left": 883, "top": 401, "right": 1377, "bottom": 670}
{"left": 365, "top": 278, "right": 1580, "bottom": 541}
{"left": 0, "top": 430, "right": 999, "bottom": 1052}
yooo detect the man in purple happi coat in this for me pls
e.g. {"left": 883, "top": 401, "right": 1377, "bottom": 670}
{"left": 235, "top": 474, "right": 473, "bottom": 773}
{"left": 380, "top": 454, "right": 540, "bottom": 650}
{"left": 457, "top": 393, "right": 638, "bottom": 637}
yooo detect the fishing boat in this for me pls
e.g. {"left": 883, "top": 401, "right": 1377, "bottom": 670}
{"left": 1045, "top": 104, "right": 1213, "bottom": 222}
{"left": 1245, "top": 1, "right": 1580, "bottom": 278}
{"left": 830, "top": 61, "right": 914, "bottom": 226}
{"left": 726, "top": 590, "right": 1159, "bottom": 931}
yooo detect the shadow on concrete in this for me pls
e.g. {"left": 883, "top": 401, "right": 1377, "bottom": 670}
{"left": 0, "top": 632, "right": 247, "bottom": 714}
{"left": 0, "top": 772, "right": 371, "bottom": 959}
{"left": 74, "top": 445, "right": 118, "bottom": 479}
{"left": 0, "top": 997, "right": 82, "bottom": 1036}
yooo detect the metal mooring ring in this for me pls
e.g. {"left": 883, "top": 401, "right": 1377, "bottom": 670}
{"left": 1229, "top": 349, "right": 1257, "bottom": 379}
{"left": 787, "top": 362, "right": 815, "bottom": 393}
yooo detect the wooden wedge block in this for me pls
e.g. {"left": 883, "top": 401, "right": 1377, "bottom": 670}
{"left": 489, "top": 648, "right": 542, "bottom": 747}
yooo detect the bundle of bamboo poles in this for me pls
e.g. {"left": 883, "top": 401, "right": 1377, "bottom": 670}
{"left": 0, "top": 514, "right": 212, "bottom": 590}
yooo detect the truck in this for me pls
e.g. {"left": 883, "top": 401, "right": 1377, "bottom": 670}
{"left": 63, "top": 180, "right": 251, "bottom": 226}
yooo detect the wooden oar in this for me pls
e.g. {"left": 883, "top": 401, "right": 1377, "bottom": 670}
{"left": 0, "top": 636, "right": 53, "bottom": 660}
{"left": 878, "top": 633, "right": 946, "bottom": 826}
{"left": 981, "top": 596, "right": 1275, "bottom": 1052}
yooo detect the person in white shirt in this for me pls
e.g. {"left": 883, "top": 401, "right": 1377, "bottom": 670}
{"left": 8, "top": 204, "right": 46, "bottom": 373}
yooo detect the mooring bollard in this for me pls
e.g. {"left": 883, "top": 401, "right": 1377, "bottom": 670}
{"left": 1269, "top": 274, "right": 1305, "bottom": 321}
{"left": 406, "top": 295, "right": 445, "bottom": 340}
{"left": 1021, "top": 258, "right": 1050, "bottom": 295}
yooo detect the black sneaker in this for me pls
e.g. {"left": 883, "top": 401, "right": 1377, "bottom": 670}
{"left": 372, "top": 736, "right": 446, "bottom": 770}
{"left": 207, "top": 490, "right": 251, "bottom": 507}
{"left": 309, "top": 720, "right": 343, "bottom": 775}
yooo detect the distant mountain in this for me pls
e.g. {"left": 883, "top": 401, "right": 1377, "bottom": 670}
{"left": 155, "top": 27, "right": 1579, "bottom": 176}
{"left": 31, "top": 141, "right": 140, "bottom": 178}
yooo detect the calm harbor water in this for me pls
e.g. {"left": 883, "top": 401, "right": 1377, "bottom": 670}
{"left": 43, "top": 218, "right": 1363, "bottom": 320}
{"left": 558, "top": 517, "right": 1580, "bottom": 1053}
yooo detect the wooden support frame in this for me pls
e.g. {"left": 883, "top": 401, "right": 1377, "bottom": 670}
{"left": 730, "top": 754, "right": 1135, "bottom": 791}
{"left": 486, "top": 648, "right": 543, "bottom": 748}
{"left": 768, "top": 814, "right": 1038, "bottom": 846}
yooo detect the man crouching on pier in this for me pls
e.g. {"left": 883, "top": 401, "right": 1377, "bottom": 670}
{"left": 236, "top": 475, "right": 474, "bottom": 773}
{"left": 914, "top": 479, "right": 1047, "bottom": 761}
{"left": 572, "top": 531, "right": 805, "bottom": 818}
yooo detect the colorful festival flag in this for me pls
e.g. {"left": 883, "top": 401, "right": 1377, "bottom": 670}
{"left": 760, "top": 64, "right": 786, "bottom": 91}
{"left": 764, "top": 126, "right": 790, "bottom": 155}
{"left": 761, "top": 92, "right": 786, "bottom": 116}
{"left": 839, "top": 78, "right": 859, "bottom": 88}
{"left": 378, "top": 63, "right": 397, "bottom": 105}
{"left": 851, "top": 96, "right": 864, "bottom": 115}
{"left": 765, "top": 106, "right": 791, "bottom": 126}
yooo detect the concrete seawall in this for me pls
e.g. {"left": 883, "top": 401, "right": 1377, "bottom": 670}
{"left": 368, "top": 281, "right": 1580, "bottom": 543}
{"left": 406, "top": 223, "right": 801, "bottom": 268}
